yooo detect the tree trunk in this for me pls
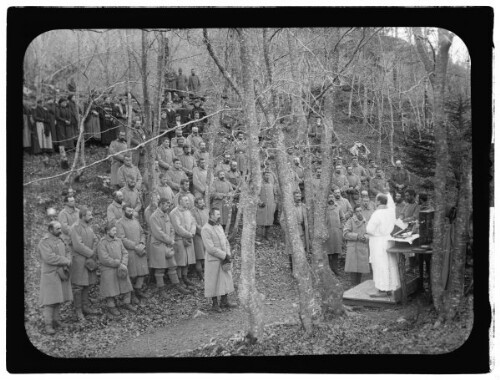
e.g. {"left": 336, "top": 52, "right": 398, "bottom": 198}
{"left": 443, "top": 151, "right": 471, "bottom": 320}
{"left": 376, "top": 92, "right": 383, "bottom": 163}
{"left": 275, "top": 126, "right": 314, "bottom": 333}
{"left": 237, "top": 29, "right": 264, "bottom": 343}
{"left": 286, "top": 29, "right": 314, "bottom": 237}
{"left": 387, "top": 88, "right": 395, "bottom": 166}
{"left": 311, "top": 90, "right": 345, "bottom": 317}
{"left": 288, "top": 28, "right": 344, "bottom": 317}
{"left": 123, "top": 29, "right": 134, "bottom": 146}
{"left": 413, "top": 27, "right": 454, "bottom": 318}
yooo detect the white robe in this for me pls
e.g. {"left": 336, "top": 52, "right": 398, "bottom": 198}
{"left": 366, "top": 193, "right": 400, "bottom": 291}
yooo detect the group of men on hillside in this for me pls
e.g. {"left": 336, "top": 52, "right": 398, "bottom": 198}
{"left": 36, "top": 103, "right": 430, "bottom": 334}
{"left": 23, "top": 67, "right": 204, "bottom": 155}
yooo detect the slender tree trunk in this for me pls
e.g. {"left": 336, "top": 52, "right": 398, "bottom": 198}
{"left": 443, "top": 151, "right": 471, "bottom": 320}
{"left": 289, "top": 28, "right": 345, "bottom": 317}
{"left": 376, "top": 92, "right": 383, "bottom": 162}
{"left": 123, "top": 29, "right": 133, "bottom": 146}
{"left": 237, "top": 29, "right": 264, "bottom": 343}
{"left": 387, "top": 88, "right": 395, "bottom": 166}
{"left": 286, "top": 29, "right": 314, "bottom": 238}
{"left": 275, "top": 127, "right": 314, "bottom": 333}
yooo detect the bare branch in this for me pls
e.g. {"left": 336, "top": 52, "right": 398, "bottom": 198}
{"left": 202, "top": 28, "right": 242, "bottom": 100}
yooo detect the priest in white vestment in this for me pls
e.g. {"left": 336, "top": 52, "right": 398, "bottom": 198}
{"left": 366, "top": 192, "right": 400, "bottom": 297}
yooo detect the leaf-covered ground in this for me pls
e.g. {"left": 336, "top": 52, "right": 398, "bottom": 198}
{"left": 23, "top": 147, "right": 473, "bottom": 358}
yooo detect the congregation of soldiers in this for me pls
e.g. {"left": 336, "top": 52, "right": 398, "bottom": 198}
{"left": 32, "top": 68, "right": 429, "bottom": 335}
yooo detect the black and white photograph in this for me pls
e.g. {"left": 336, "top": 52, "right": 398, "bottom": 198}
{"left": 9, "top": 6, "right": 493, "bottom": 374}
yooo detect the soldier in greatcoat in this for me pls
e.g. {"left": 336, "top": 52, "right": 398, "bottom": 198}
{"left": 324, "top": 192, "right": 346, "bottom": 275}
{"left": 155, "top": 172, "right": 175, "bottom": 205}
{"left": 120, "top": 177, "right": 142, "bottom": 218}
{"left": 170, "top": 195, "right": 198, "bottom": 291}
{"left": 58, "top": 195, "right": 79, "bottom": 246}
{"left": 149, "top": 198, "right": 190, "bottom": 295}
{"left": 173, "top": 178, "right": 195, "bottom": 210}
{"left": 190, "top": 197, "right": 209, "bottom": 281}
{"left": 256, "top": 171, "right": 277, "bottom": 241}
{"left": 192, "top": 157, "right": 208, "bottom": 199}
{"left": 186, "top": 126, "right": 203, "bottom": 152}
{"left": 210, "top": 170, "right": 233, "bottom": 229}
{"left": 116, "top": 205, "right": 149, "bottom": 304}
{"left": 166, "top": 158, "right": 189, "bottom": 193}
{"left": 178, "top": 144, "right": 197, "bottom": 184}
{"left": 201, "top": 208, "right": 237, "bottom": 312}
{"left": 194, "top": 141, "right": 209, "bottom": 165}
{"left": 38, "top": 221, "right": 73, "bottom": 335}
{"left": 107, "top": 191, "right": 125, "bottom": 226}
{"left": 97, "top": 222, "right": 136, "bottom": 317}
{"left": 280, "top": 191, "right": 310, "bottom": 272}
{"left": 109, "top": 131, "right": 128, "bottom": 187}
{"left": 343, "top": 205, "right": 370, "bottom": 286}
{"left": 117, "top": 154, "right": 142, "bottom": 190}
{"left": 157, "top": 137, "right": 176, "bottom": 174}
{"left": 69, "top": 207, "right": 100, "bottom": 321}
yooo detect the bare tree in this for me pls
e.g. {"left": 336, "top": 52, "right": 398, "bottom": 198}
{"left": 413, "top": 27, "right": 455, "bottom": 321}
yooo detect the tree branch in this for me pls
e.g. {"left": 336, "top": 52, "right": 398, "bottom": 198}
{"left": 203, "top": 28, "right": 242, "bottom": 100}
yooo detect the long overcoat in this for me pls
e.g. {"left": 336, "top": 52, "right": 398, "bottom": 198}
{"left": 166, "top": 168, "right": 188, "bottom": 193}
{"left": 109, "top": 139, "right": 127, "bottom": 186}
{"left": 149, "top": 208, "right": 176, "bottom": 269}
{"left": 157, "top": 145, "right": 176, "bottom": 172}
{"left": 210, "top": 179, "right": 233, "bottom": 225}
{"left": 256, "top": 182, "right": 277, "bottom": 226}
{"left": 117, "top": 164, "right": 142, "bottom": 190}
{"left": 38, "top": 233, "right": 73, "bottom": 306}
{"left": 192, "top": 167, "right": 207, "bottom": 198}
{"left": 107, "top": 201, "right": 124, "bottom": 225}
{"left": 120, "top": 186, "right": 142, "bottom": 213}
{"left": 97, "top": 236, "right": 133, "bottom": 298}
{"left": 56, "top": 105, "right": 73, "bottom": 149}
{"left": 169, "top": 206, "right": 197, "bottom": 266}
{"left": 116, "top": 217, "right": 148, "bottom": 277}
{"left": 324, "top": 203, "right": 345, "bottom": 254}
{"left": 343, "top": 216, "right": 370, "bottom": 273}
{"left": 201, "top": 222, "right": 235, "bottom": 298}
{"left": 191, "top": 207, "right": 209, "bottom": 260}
{"left": 69, "top": 221, "right": 98, "bottom": 286}
{"left": 58, "top": 206, "right": 79, "bottom": 245}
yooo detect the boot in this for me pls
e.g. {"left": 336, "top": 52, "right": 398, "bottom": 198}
{"left": 220, "top": 294, "right": 238, "bottom": 309}
{"left": 73, "top": 290, "right": 86, "bottom": 322}
{"left": 174, "top": 283, "right": 191, "bottom": 295}
{"left": 82, "top": 287, "right": 100, "bottom": 315}
{"left": 131, "top": 291, "right": 141, "bottom": 305}
{"left": 196, "top": 269, "right": 204, "bottom": 281}
{"left": 43, "top": 306, "right": 56, "bottom": 335}
{"left": 211, "top": 297, "right": 222, "bottom": 313}
{"left": 107, "top": 307, "right": 121, "bottom": 317}
{"left": 179, "top": 278, "right": 195, "bottom": 292}
{"left": 52, "top": 304, "right": 68, "bottom": 329}
{"left": 135, "top": 288, "right": 150, "bottom": 300}
{"left": 182, "top": 276, "right": 196, "bottom": 288}
{"left": 122, "top": 302, "right": 137, "bottom": 312}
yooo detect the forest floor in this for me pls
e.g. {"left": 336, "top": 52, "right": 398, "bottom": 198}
{"left": 23, "top": 148, "right": 474, "bottom": 358}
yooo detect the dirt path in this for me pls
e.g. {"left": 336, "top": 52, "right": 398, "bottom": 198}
{"left": 108, "top": 298, "right": 299, "bottom": 357}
